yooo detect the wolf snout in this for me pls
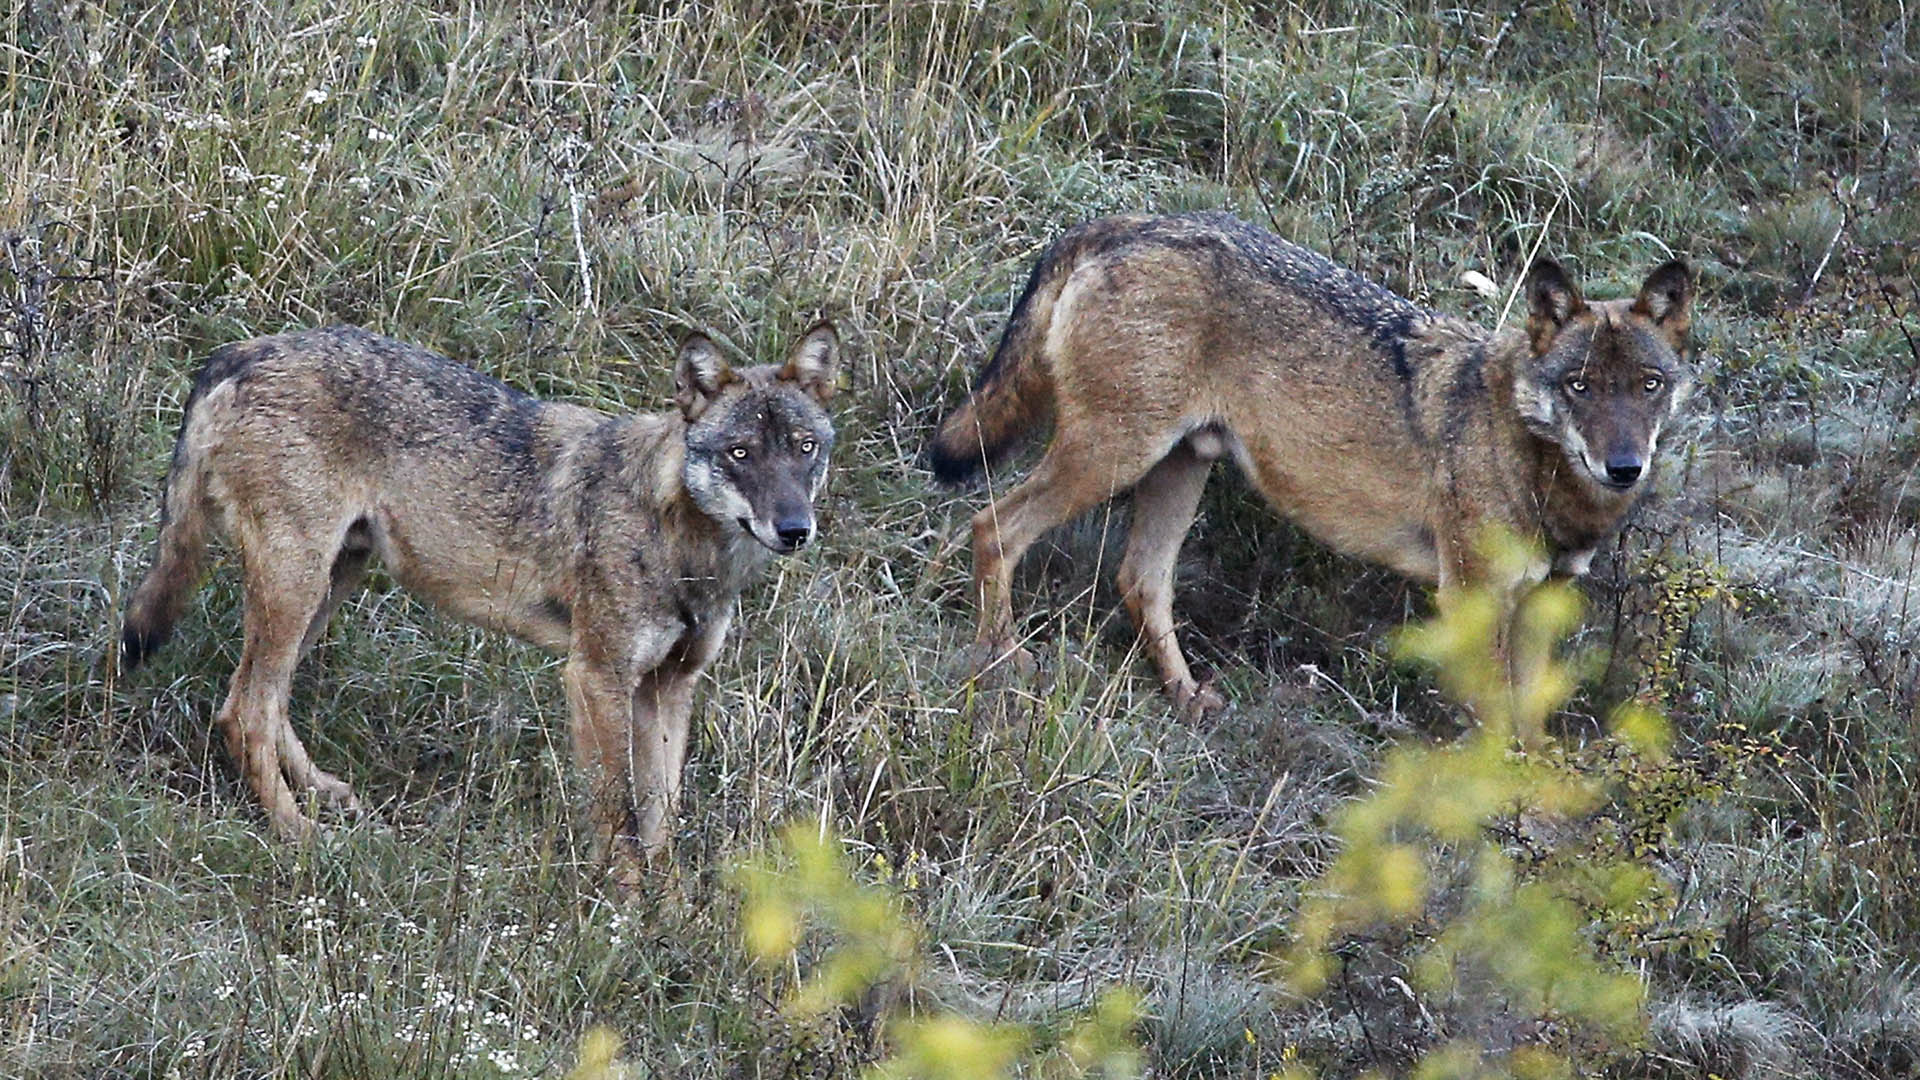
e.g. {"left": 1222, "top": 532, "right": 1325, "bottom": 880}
{"left": 774, "top": 516, "right": 813, "bottom": 551}
{"left": 1603, "top": 455, "right": 1643, "bottom": 489}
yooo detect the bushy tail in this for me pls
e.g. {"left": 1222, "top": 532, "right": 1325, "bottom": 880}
{"left": 120, "top": 431, "right": 213, "bottom": 673}
{"left": 926, "top": 234, "right": 1082, "bottom": 485}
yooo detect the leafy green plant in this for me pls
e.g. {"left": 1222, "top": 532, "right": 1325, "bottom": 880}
{"left": 1284, "top": 531, "right": 1694, "bottom": 1076}
{"left": 736, "top": 823, "right": 1144, "bottom": 1080}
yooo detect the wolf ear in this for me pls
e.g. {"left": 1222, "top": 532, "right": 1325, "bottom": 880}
{"left": 1632, "top": 259, "right": 1693, "bottom": 346}
{"left": 1525, "top": 258, "right": 1587, "bottom": 353}
{"left": 779, "top": 321, "right": 839, "bottom": 403}
{"left": 675, "top": 333, "right": 736, "bottom": 420}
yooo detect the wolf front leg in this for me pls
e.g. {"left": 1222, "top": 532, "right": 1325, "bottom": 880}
{"left": 1433, "top": 516, "right": 1553, "bottom": 727}
{"left": 625, "top": 608, "right": 736, "bottom": 872}
{"left": 564, "top": 620, "right": 680, "bottom": 889}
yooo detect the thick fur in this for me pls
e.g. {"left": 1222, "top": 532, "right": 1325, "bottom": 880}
{"left": 121, "top": 323, "right": 838, "bottom": 884}
{"left": 930, "top": 212, "right": 1693, "bottom": 718}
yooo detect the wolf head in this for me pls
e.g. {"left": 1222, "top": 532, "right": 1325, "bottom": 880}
{"left": 1513, "top": 258, "right": 1695, "bottom": 495}
{"left": 676, "top": 323, "right": 839, "bottom": 554}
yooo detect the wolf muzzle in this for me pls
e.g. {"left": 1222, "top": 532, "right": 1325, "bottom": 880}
{"left": 774, "top": 515, "right": 813, "bottom": 551}
{"left": 1603, "top": 451, "right": 1644, "bottom": 490}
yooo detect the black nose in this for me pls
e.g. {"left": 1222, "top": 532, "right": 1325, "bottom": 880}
{"left": 1605, "top": 459, "right": 1643, "bottom": 487}
{"left": 775, "top": 519, "right": 813, "bottom": 549}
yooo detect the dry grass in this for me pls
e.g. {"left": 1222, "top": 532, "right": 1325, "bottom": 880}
{"left": 4, "top": 1, "right": 1919, "bottom": 1076}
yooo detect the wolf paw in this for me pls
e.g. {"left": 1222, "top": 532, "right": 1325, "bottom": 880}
{"left": 284, "top": 764, "right": 362, "bottom": 814}
{"left": 268, "top": 807, "right": 321, "bottom": 843}
{"left": 1173, "top": 679, "right": 1227, "bottom": 722}
{"left": 309, "top": 775, "right": 363, "bottom": 813}
{"left": 605, "top": 839, "right": 684, "bottom": 900}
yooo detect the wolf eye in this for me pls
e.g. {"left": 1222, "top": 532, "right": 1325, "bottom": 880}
{"left": 1565, "top": 376, "right": 1589, "bottom": 395}
{"left": 729, "top": 446, "right": 749, "bottom": 461}
{"left": 1642, "top": 375, "right": 1664, "bottom": 393}
{"left": 798, "top": 438, "right": 816, "bottom": 455}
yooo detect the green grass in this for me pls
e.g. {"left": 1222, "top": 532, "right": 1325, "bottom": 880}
{"left": 4, "top": 1, "right": 1919, "bottom": 1076}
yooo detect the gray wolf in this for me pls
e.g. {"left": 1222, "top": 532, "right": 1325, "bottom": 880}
{"left": 120, "top": 322, "right": 838, "bottom": 882}
{"left": 929, "top": 211, "right": 1692, "bottom": 717}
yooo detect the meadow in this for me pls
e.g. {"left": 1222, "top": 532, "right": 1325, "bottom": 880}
{"left": 3, "top": 1, "right": 1918, "bottom": 1076}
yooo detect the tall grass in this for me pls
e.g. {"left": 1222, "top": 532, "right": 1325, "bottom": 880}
{"left": 3, "top": 1, "right": 1918, "bottom": 1076}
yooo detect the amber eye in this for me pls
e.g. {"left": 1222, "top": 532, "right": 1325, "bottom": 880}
{"left": 799, "top": 438, "right": 816, "bottom": 455}
{"left": 1643, "top": 375, "right": 1664, "bottom": 393}
{"left": 1566, "top": 376, "right": 1589, "bottom": 395}
{"left": 730, "top": 446, "right": 749, "bottom": 461}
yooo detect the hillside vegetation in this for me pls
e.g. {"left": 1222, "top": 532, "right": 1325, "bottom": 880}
{"left": 3, "top": 1, "right": 1918, "bottom": 1076}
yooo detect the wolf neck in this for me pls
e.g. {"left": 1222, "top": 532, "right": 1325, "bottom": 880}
{"left": 610, "top": 413, "right": 703, "bottom": 519}
{"left": 578, "top": 413, "right": 765, "bottom": 596}
{"left": 1482, "top": 333, "right": 1635, "bottom": 555}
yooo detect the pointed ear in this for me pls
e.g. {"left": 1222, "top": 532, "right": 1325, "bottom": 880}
{"left": 778, "top": 321, "right": 839, "bottom": 403}
{"left": 675, "top": 333, "right": 736, "bottom": 420}
{"left": 1525, "top": 258, "right": 1587, "bottom": 353}
{"left": 1632, "top": 259, "right": 1693, "bottom": 347}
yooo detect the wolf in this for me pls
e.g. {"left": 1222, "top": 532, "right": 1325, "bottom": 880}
{"left": 929, "top": 211, "right": 1692, "bottom": 718}
{"left": 120, "top": 322, "right": 838, "bottom": 882}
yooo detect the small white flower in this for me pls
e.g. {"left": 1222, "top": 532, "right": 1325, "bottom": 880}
{"left": 347, "top": 175, "right": 372, "bottom": 194}
{"left": 355, "top": 34, "right": 377, "bottom": 48}
{"left": 304, "top": 87, "right": 329, "bottom": 105}
{"left": 367, "top": 126, "right": 395, "bottom": 143}
{"left": 213, "top": 982, "right": 238, "bottom": 1000}
{"left": 86, "top": 49, "right": 103, "bottom": 67}
{"left": 206, "top": 44, "right": 231, "bottom": 67}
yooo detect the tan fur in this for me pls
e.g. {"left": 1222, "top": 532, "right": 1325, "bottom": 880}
{"left": 931, "top": 212, "right": 1693, "bottom": 717}
{"left": 121, "top": 323, "right": 838, "bottom": 886}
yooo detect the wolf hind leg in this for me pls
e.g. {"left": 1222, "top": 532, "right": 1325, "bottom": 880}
{"left": 218, "top": 531, "right": 357, "bottom": 837}
{"left": 965, "top": 432, "right": 1171, "bottom": 679}
{"left": 275, "top": 529, "right": 373, "bottom": 809}
{"left": 297, "top": 527, "right": 372, "bottom": 661}
{"left": 1116, "top": 441, "right": 1223, "bottom": 720}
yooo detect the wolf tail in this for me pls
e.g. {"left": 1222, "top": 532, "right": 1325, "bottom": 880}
{"left": 926, "top": 232, "right": 1084, "bottom": 485}
{"left": 120, "top": 392, "right": 218, "bottom": 673}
